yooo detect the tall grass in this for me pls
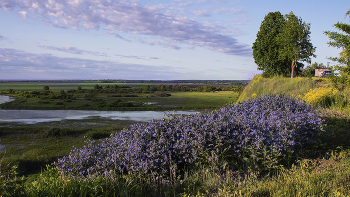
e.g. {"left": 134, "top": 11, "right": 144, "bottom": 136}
{"left": 237, "top": 75, "right": 317, "bottom": 102}
{"left": 1, "top": 149, "right": 350, "bottom": 196}
{"left": 237, "top": 75, "right": 350, "bottom": 115}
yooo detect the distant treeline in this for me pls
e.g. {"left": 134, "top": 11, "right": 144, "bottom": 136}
{"left": 2, "top": 84, "right": 244, "bottom": 99}
{"left": 90, "top": 84, "right": 243, "bottom": 93}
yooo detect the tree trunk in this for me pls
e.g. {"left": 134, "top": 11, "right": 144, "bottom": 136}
{"left": 291, "top": 59, "right": 296, "bottom": 78}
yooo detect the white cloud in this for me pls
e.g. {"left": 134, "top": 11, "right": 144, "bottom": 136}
{"left": 0, "top": 0, "right": 251, "bottom": 56}
{"left": 38, "top": 45, "right": 109, "bottom": 57}
{"left": 114, "top": 54, "right": 160, "bottom": 60}
{"left": 193, "top": 11, "right": 211, "bottom": 17}
{"left": 18, "top": 10, "right": 27, "bottom": 19}
{"left": 0, "top": 48, "right": 184, "bottom": 80}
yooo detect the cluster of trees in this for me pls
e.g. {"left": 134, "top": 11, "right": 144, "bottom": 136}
{"left": 16, "top": 89, "right": 74, "bottom": 100}
{"left": 253, "top": 11, "right": 315, "bottom": 78}
{"left": 253, "top": 9, "right": 350, "bottom": 78}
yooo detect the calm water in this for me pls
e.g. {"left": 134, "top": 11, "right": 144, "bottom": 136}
{"left": 0, "top": 95, "right": 15, "bottom": 104}
{"left": 0, "top": 95, "right": 197, "bottom": 124}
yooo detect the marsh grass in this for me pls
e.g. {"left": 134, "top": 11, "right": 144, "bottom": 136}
{"left": 1, "top": 91, "right": 239, "bottom": 111}
{"left": 0, "top": 119, "right": 138, "bottom": 177}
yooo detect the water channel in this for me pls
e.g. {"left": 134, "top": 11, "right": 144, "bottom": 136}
{"left": 0, "top": 95, "right": 197, "bottom": 125}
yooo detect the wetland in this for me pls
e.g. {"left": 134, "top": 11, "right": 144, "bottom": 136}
{"left": 0, "top": 81, "right": 241, "bottom": 177}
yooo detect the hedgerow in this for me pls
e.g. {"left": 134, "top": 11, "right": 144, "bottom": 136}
{"left": 54, "top": 96, "right": 322, "bottom": 178}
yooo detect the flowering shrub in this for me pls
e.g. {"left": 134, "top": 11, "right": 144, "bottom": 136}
{"left": 303, "top": 87, "right": 339, "bottom": 107}
{"left": 54, "top": 96, "right": 322, "bottom": 178}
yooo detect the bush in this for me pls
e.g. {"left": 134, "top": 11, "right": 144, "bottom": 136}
{"left": 156, "top": 92, "right": 171, "bottom": 97}
{"left": 86, "top": 130, "right": 111, "bottom": 139}
{"left": 54, "top": 96, "right": 322, "bottom": 178}
{"left": 302, "top": 87, "right": 339, "bottom": 108}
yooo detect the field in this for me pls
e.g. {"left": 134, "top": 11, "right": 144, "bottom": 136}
{"left": 2, "top": 77, "right": 350, "bottom": 196}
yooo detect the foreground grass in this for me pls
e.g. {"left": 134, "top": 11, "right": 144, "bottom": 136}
{"left": 2, "top": 149, "right": 350, "bottom": 196}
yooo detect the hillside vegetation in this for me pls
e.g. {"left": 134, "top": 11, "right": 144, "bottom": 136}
{"left": 238, "top": 75, "right": 350, "bottom": 114}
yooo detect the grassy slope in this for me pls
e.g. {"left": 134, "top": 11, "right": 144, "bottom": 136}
{"left": 237, "top": 75, "right": 320, "bottom": 102}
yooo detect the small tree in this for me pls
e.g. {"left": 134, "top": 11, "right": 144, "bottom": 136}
{"left": 324, "top": 10, "right": 350, "bottom": 73}
{"left": 94, "top": 84, "right": 102, "bottom": 90}
{"left": 43, "top": 86, "right": 49, "bottom": 91}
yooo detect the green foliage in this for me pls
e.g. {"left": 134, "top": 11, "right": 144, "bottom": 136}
{"left": 253, "top": 11, "right": 289, "bottom": 77}
{"left": 43, "top": 86, "right": 49, "bottom": 91}
{"left": 302, "top": 62, "right": 325, "bottom": 78}
{"left": 278, "top": 12, "right": 316, "bottom": 78}
{"left": 8, "top": 89, "right": 15, "bottom": 94}
{"left": 85, "top": 130, "right": 111, "bottom": 139}
{"left": 253, "top": 11, "right": 315, "bottom": 78}
{"left": 324, "top": 9, "right": 350, "bottom": 70}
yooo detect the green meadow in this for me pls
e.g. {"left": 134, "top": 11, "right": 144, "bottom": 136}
{"left": 0, "top": 82, "right": 239, "bottom": 110}
{"left": 2, "top": 77, "right": 350, "bottom": 196}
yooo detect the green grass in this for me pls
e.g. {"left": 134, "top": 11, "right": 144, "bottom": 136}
{"left": 170, "top": 92, "right": 239, "bottom": 109}
{"left": 1, "top": 91, "right": 239, "bottom": 111}
{"left": 3, "top": 77, "right": 350, "bottom": 196}
{"left": 237, "top": 75, "right": 320, "bottom": 102}
{"left": 0, "top": 119, "right": 139, "bottom": 178}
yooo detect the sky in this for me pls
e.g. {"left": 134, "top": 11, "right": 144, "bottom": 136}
{"left": 0, "top": 0, "right": 349, "bottom": 80}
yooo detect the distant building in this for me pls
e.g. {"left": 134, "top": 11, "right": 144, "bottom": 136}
{"left": 315, "top": 68, "right": 330, "bottom": 77}
{"left": 315, "top": 62, "right": 331, "bottom": 77}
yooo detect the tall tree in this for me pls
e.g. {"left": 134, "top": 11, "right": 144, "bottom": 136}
{"left": 324, "top": 10, "right": 350, "bottom": 72}
{"left": 253, "top": 11, "right": 316, "bottom": 78}
{"left": 277, "top": 12, "right": 316, "bottom": 78}
{"left": 252, "top": 12, "right": 289, "bottom": 77}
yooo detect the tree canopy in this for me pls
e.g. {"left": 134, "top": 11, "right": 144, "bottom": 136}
{"left": 253, "top": 12, "right": 316, "bottom": 78}
{"left": 324, "top": 10, "right": 350, "bottom": 72}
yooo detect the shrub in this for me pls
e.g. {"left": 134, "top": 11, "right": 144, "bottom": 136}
{"left": 156, "top": 92, "right": 171, "bottom": 97}
{"left": 86, "top": 130, "right": 111, "bottom": 139}
{"left": 303, "top": 87, "right": 339, "bottom": 108}
{"left": 54, "top": 96, "right": 322, "bottom": 178}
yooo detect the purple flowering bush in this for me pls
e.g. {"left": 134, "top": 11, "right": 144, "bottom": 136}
{"left": 54, "top": 96, "right": 322, "bottom": 177}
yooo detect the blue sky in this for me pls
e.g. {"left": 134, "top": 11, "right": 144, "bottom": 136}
{"left": 0, "top": 0, "right": 349, "bottom": 80}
